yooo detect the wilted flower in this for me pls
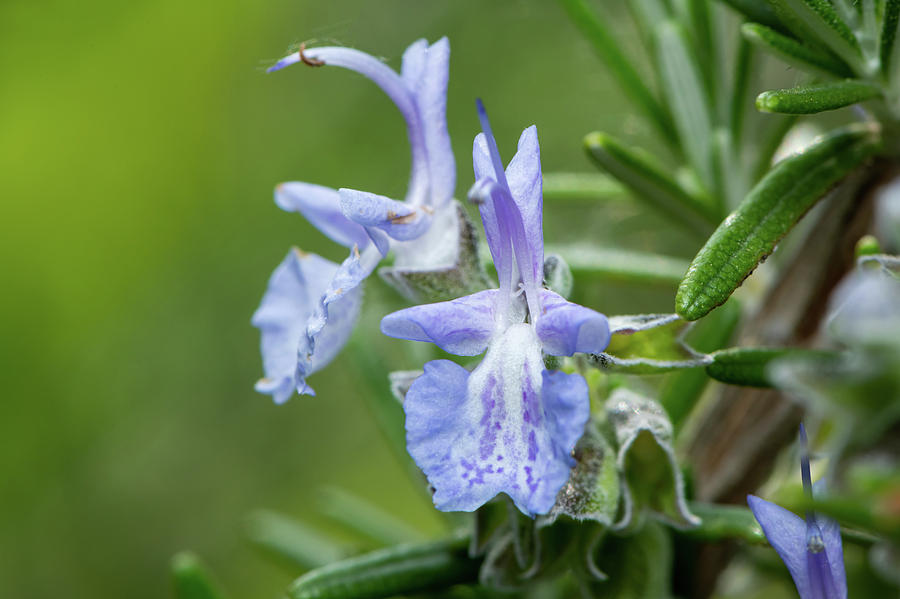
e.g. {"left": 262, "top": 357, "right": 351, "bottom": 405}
{"left": 380, "top": 101, "right": 610, "bottom": 516}
{"left": 747, "top": 425, "right": 847, "bottom": 599}
{"left": 253, "top": 38, "right": 459, "bottom": 402}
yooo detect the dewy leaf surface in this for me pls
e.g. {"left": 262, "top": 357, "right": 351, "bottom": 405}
{"left": 756, "top": 80, "right": 882, "bottom": 114}
{"left": 741, "top": 22, "right": 853, "bottom": 78}
{"left": 769, "top": 0, "right": 865, "bottom": 74}
{"left": 605, "top": 389, "right": 699, "bottom": 529}
{"left": 676, "top": 125, "right": 880, "bottom": 321}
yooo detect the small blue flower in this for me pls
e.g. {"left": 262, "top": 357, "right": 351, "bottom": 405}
{"left": 748, "top": 425, "right": 847, "bottom": 599}
{"left": 254, "top": 38, "right": 458, "bottom": 401}
{"left": 381, "top": 101, "right": 611, "bottom": 516}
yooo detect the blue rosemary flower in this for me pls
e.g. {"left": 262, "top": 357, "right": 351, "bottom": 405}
{"left": 253, "top": 38, "right": 457, "bottom": 402}
{"left": 747, "top": 425, "right": 847, "bottom": 599}
{"left": 381, "top": 101, "right": 611, "bottom": 516}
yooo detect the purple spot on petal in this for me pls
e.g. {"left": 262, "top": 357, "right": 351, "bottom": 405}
{"left": 527, "top": 430, "right": 538, "bottom": 461}
{"left": 524, "top": 466, "right": 538, "bottom": 493}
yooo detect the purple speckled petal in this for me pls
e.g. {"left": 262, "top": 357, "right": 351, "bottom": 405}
{"left": 405, "top": 324, "right": 588, "bottom": 516}
{"left": 380, "top": 289, "right": 498, "bottom": 356}
{"left": 275, "top": 182, "right": 370, "bottom": 249}
{"left": 252, "top": 249, "right": 347, "bottom": 402}
{"left": 339, "top": 188, "right": 432, "bottom": 241}
{"left": 748, "top": 495, "right": 812, "bottom": 598}
{"left": 295, "top": 247, "right": 372, "bottom": 395}
{"left": 535, "top": 289, "right": 611, "bottom": 356}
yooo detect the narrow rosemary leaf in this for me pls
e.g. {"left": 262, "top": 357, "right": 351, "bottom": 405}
{"left": 676, "top": 125, "right": 880, "bottom": 321}
{"left": 756, "top": 80, "right": 882, "bottom": 114}
{"left": 718, "top": 0, "right": 786, "bottom": 32}
{"left": 559, "top": 0, "right": 677, "bottom": 145}
{"left": 682, "top": 502, "right": 766, "bottom": 544}
{"left": 686, "top": 0, "right": 714, "bottom": 103}
{"left": 584, "top": 132, "right": 718, "bottom": 237}
{"left": 542, "top": 172, "right": 626, "bottom": 202}
{"left": 729, "top": 36, "right": 753, "bottom": 148}
{"left": 655, "top": 20, "right": 715, "bottom": 189}
{"left": 318, "top": 487, "right": 428, "bottom": 547}
{"left": 544, "top": 244, "right": 689, "bottom": 285}
{"left": 881, "top": 0, "right": 900, "bottom": 75}
{"left": 741, "top": 22, "right": 853, "bottom": 78}
{"left": 287, "top": 534, "right": 479, "bottom": 599}
{"left": 768, "top": 0, "right": 865, "bottom": 74}
{"left": 246, "top": 510, "right": 347, "bottom": 569}
{"left": 706, "top": 347, "right": 837, "bottom": 387}
{"left": 171, "top": 553, "right": 227, "bottom": 599}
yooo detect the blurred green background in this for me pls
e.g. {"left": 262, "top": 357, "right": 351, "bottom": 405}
{"left": 0, "top": 1, "right": 695, "bottom": 597}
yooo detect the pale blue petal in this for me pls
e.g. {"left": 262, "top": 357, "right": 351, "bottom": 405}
{"left": 271, "top": 44, "right": 429, "bottom": 209}
{"left": 380, "top": 289, "right": 499, "bottom": 356}
{"left": 405, "top": 324, "right": 588, "bottom": 516}
{"left": 748, "top": 495, "right": 812, "bottom": 598}
{"left": 400, "top": 38, "right": 428, "bottom": 85}
{"left": 535, "top": 290, "right": 611, "bottom": 356}
{"left": 339, "top": 188, "right": 432, "bottom": 241}
{"left": 297, "top": 248, "right": 369, "bottom": 394}
{"left": 251, "top": 249, "right": 340, "bottom": 402}
{"left": 505, "top": 126, "right": 543, "bottom": 285}
{"left": 472, "top": 134, "right": 504, "bottom": 268}
{"left": 275, "top": 182, "right": 370, "bottom": 249}
{"left": 364, "top": 226, "right": 392, "bottom": 257}
{"left": 414, "top": 38, "right": 455, "bottom": 207}
{"left": 813, "top": 481, "right": 848, "bottom": 598}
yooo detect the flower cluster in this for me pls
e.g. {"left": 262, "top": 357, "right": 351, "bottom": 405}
{"left": 252, "top": 39, "right": 459, "bottom": 403}
{"left": 253, "top": 38, "right": 611, "bottom": 515}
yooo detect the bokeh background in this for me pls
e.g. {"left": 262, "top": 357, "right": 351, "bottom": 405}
{"left": 0, "top": 1, "right": 700, "bottom": 597}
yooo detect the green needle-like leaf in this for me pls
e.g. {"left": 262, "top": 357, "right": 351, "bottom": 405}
{"left": 768, "top": 0, "right": 866, "bottom": 74}
{"left": 171, "top": 553, "right": 227, "bottom": 599}
{"left": 655, "top": 20, "right": 715, "bottom": 188}
{"left": 584, "top": 132, "right": 717, "bottom": 236}
{"left": 681, "top": 502, "right": 766, "bottom": 544}
{"left": 287, "top": 535, "right": 480, "bottom": 599}
{"left": 317, "top": 487, "right": 428, "bottom": 547}
{"left": 882, "top": 0, "right": 900, "bottom": 75}
{"left": 718, "top": 0, "right": 786, "bottom": 32}
{"left": 542, "top": 172, "right": 626, "bottom": 202}
{"left": 741, "top": 22, "right": 853, "bottom": 78}
{"left": 756, "top": 80, "right": 882, "bottom": 114}
{"left": 559, "top": 0, "right": 678, "bottom": 145}
{"left": 544, "top": 244, "right": 690, "bottom": 285}
{"left": 676, "top": 125, "right": 879, "bottom": 320}
{"left": 706, "top": 347, "right": 838, "bottom": 387}
{"left": 245, "top": 510, "right": 347, "bottom": 570}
